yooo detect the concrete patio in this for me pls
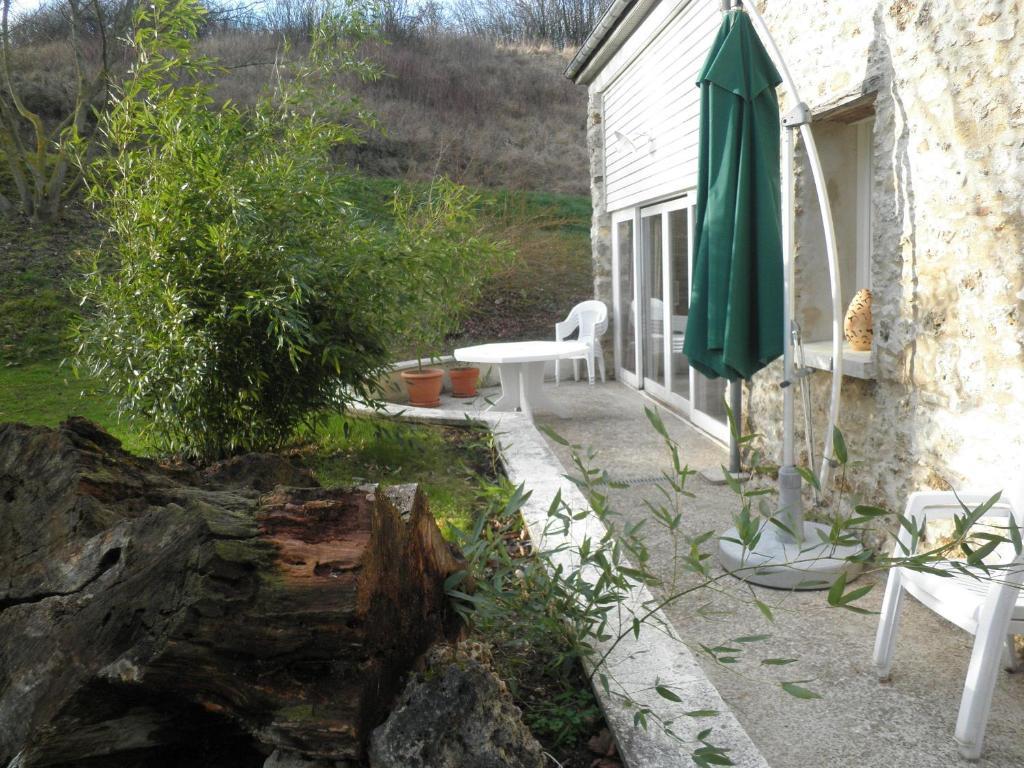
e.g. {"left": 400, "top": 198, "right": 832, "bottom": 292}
{"left": 433, "top": 378, "right": 1024, "bottom": 768}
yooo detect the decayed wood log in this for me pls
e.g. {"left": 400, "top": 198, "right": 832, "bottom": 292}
{"left": 0, "top": 418, "right": 464, "bottom": 768}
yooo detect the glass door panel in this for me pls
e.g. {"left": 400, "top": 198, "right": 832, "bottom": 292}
{"left": 693, "top": 374, "right": 728, "bottom": 431}
{"left": 614, "top": 217, "right": 638, "bottom": 383}
{"left": 640, "top": 213, "right": 665, "bottom": 389}
{"left": 668, "top": 208, "right": 691, "bottom": 402}
{"left": 686, "top": 206, "right": 728, "bottom": 436}
{"left": 635, "top": 197, "right": 730, "bottom": 444}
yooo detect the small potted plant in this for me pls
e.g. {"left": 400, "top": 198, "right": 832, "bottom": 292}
{"left": 393, "top": 180, "right": 510, "bottom": 408}
{"left": 400, "top": 358, "right": 445, "bottom": 408}
{"left": 448, "top": 365, "right": 480, "bottom": 398}
{"left": 398, "top": 293, "right": 460, "bottom": 408}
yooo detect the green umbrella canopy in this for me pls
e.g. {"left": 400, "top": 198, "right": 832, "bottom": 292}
{"left": 683, "top": 10, "right": 784, "bottom": 382}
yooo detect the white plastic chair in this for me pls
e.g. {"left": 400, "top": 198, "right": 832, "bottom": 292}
{"left": 554, "top": 300, "right": 608, "bottom": 385}
{"left": 873, "top": 488, "right": 1024, "bottom": 760}
{"left": 648, "top": 297, "right": 688, "bottom": 354}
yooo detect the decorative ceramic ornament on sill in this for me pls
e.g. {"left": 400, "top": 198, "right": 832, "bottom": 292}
{"left": 843, "top": 288, "right": 873, "bottom": 351}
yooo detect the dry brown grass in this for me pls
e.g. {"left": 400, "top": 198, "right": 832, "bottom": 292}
{"left": 8, "top": 28, "right": 588, "bottom": 194}
{"left": 202, "top": 31, "right": 589, "bottom": 194}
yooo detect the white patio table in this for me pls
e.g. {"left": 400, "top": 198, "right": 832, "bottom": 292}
{"left": 454, "top": 340, "right": 588, "bottom": 418}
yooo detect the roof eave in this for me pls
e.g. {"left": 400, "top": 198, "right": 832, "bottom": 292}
{"left": 566, "top": 0, "right": 673, "bottom": 85}
{"left": 564, "top": 0, "right": 637, "bottom": 84}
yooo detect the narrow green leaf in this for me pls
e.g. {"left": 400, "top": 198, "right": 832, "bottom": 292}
{"left": 966, "top": 538, "right": 1001, "bottom": 566}
{"left": 645, "top": 405, "right": 669, "bottom": 438}
{"left": 827, "top": 571, "right": 847, "bottom": 607}
{"left": 768, "top": 516, "right": 796, "bottom": 538}
{"left": 781, "top": 681, "right": 822, "bottom": 700}
{"left": 853, "top": 504, "right": 890, "bottom": 518}
{"left": 693, "top": 751, "right": 734, "bottom": 766}
{"left": 538, "top": 424, "right": 569, "bottom": 445}
{"left": 795, "top": 465, "right": 821, "bottom": 492}
{"left": 838, "top": 583, "right": 873, "bottom": 605}
{"left": 655, "top": 685, "right": 683, "bottom": 703}
{"left": 832, "top": 427, "right": 848, "bottom": 464}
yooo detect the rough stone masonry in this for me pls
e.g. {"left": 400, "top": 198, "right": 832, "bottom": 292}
{"left": 749, "top": 0, "right": 1024, "bottom": 512}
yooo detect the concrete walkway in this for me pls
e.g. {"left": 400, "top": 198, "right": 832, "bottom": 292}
{"left": 436, "top": 379, "right": 1024, "bottom": 768}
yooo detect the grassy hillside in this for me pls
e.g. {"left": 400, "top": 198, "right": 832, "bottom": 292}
{"left": 1, "top": 30, "right": 594, "bottom": 439}
{"left": 6, "top": 30, "right": 589, "bottom": 197}
{"left": 344, "top": 177, "right": 593, "bottom": 349}
{"left": 202, "top": 33, "right": 589, "bottom": 195}
{"left": 0, "top": 207, "right": 100, "bottom": 364}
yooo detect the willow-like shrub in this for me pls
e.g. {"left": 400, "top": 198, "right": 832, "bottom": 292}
{"left": 74, "top": 0, "right": 505, "bottom": 461}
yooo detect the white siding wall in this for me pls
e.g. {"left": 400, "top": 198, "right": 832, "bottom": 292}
{"left": 598, "top": 0, "right": 720, "bottom": 212}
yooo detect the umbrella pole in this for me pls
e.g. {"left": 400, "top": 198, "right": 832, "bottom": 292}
{"left": 728, "top": 380, "right": 742, "bottom": 474}
{"left": 778, "top": 122, "right": 804, "bottom": 544}
{"left": 736, "top": 0, "right": 846, "bottom": 488}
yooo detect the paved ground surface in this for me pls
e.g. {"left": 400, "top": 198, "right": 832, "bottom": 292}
{"left": 439, "top": 379, "right": 1024, "bottom": 768}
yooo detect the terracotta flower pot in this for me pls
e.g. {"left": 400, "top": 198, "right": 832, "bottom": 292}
{"left": 843, "top": 288, "right": 873, "bottom": 352}
{"left": 449, "top": 366, "right": 480, "bottom": 398}
{"left": 400, "top": 368, "right": 444, "bottom": 408}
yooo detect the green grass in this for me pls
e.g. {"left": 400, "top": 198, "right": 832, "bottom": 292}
{"left": 0, "top": 206, "right": 100, "bottom": 365}
{"left": 0, "top": 360, "right": 149, "bottom": 454}
{"left": 306, "top": 414, "right": 499, "bottom": 537}
{"left": 0, "top": 361, "right": 494, "bottom": 536}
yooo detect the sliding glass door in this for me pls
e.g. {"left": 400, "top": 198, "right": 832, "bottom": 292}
{"left": 613, "top": 197, "right": 728, "bottom": 443}
{"left": 640, "top": 210, "right": 666, "bottom": 396}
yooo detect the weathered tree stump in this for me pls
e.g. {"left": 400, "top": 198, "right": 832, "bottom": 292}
{"left": 0, "top": 418, "right": 464, "bottom": 768}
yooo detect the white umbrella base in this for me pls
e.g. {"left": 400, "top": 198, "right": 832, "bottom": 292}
{"left": 718, "top": 522, "right": 863, "bottom": 590}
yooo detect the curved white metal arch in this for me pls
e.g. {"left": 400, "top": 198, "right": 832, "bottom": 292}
{"left": 717, "top": 0, "right": 862, "bottom": 589}
{"left": 741, "top": 2, "right": 845, "bottom": 493}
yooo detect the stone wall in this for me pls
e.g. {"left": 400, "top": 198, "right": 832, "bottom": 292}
{"left": 588, "top": 89, "right": 615, "bottom": 377}
{"left": 748, "top": 0, "right": 1024, "bottom": 515}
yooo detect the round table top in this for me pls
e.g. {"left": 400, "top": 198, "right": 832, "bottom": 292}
{"left": 454, "top": 340, "right": 589, "bottom": 365}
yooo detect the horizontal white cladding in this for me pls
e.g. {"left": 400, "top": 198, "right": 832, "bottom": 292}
{"left": 601, "top": 0, "right": 719, "bottom": 213}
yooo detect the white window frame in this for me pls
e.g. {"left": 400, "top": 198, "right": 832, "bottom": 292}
{"left": 854, "top": 117, "right": 873, "bottom": 291}
{"left": 611, "top": 208, "right": 640, "bottom": 388}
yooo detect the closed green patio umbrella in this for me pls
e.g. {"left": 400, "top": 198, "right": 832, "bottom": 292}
{"left": 695, "top": 2, "right": 861, "bottom": 591}
{"left": 683, "top": 9, "right": 784, "bottom": 382}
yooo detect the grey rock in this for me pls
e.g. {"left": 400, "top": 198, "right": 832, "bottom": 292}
{"left": 369, "top": 657, "right": 545, "bottom": 768}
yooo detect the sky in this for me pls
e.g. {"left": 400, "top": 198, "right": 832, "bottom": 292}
{"left": 8, "top": 0, "right": 464, "bottom": 21}
{"left": 9, "top": 0, "right": 40, "bottom": 14}
{"left": 9, "top": 0, "right": 463, "bottom": 12}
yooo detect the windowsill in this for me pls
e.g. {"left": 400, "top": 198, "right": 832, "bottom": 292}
{"left": 801, "top": 340, "right": 875, "bottom": 380}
